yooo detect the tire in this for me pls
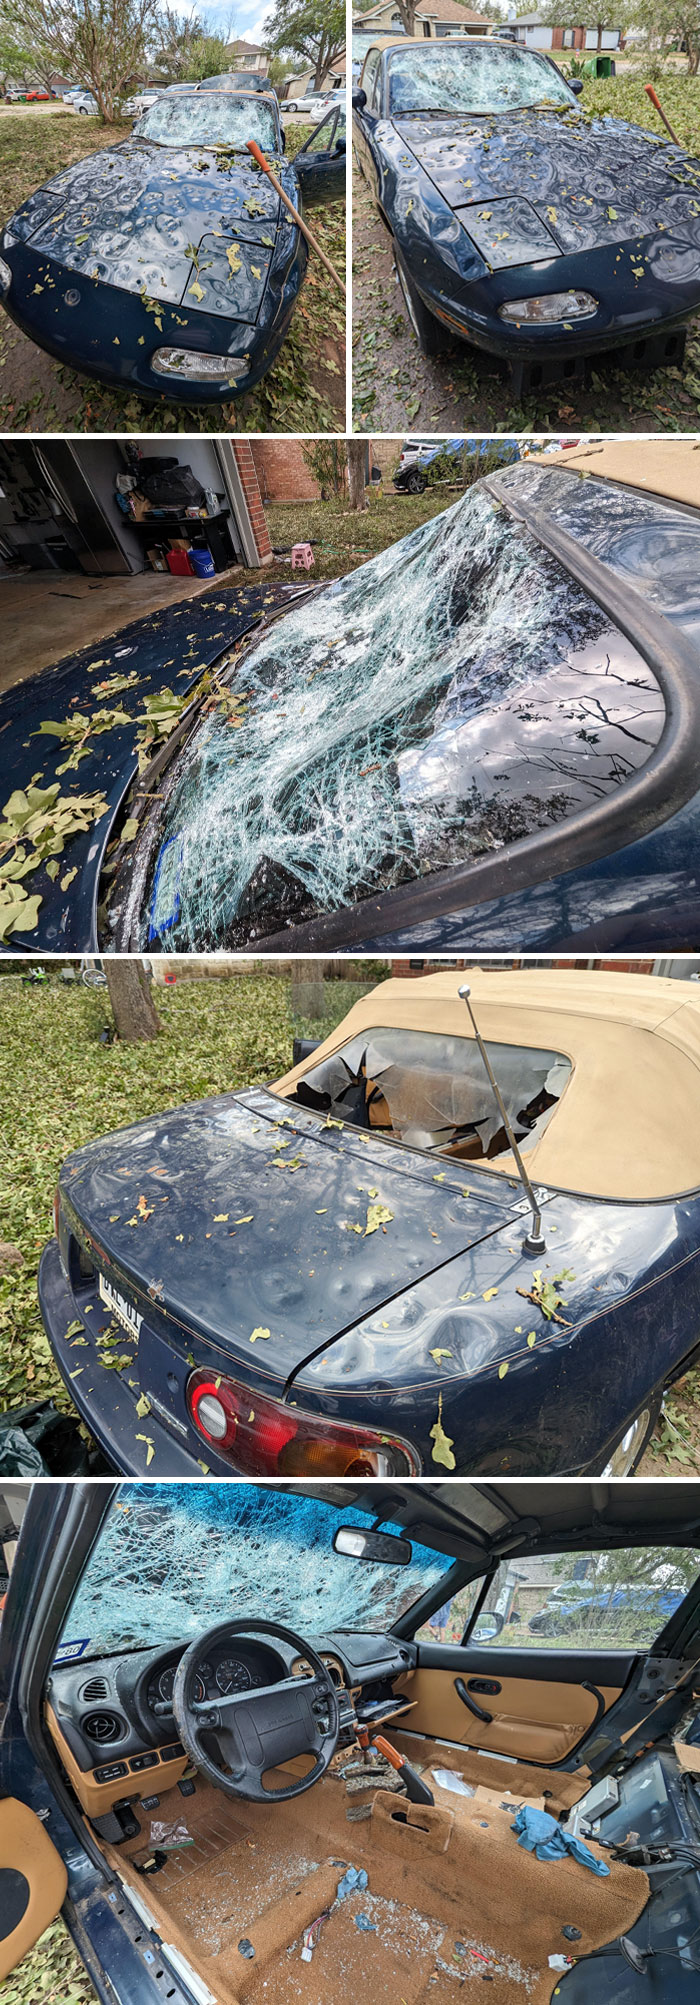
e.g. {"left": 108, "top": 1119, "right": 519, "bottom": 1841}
{"left": 599, "top": 1393, "right": 662, "bottom": 1477}
{"left": 394, "top": 246, "right": 450, "bottom": 357}
{"left": 406, "top": 469, "right": 426, "bottom": 494}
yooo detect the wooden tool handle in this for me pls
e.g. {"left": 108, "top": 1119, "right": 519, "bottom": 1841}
{"left": 246, "top": 139, "right": 346, "bottom": 298}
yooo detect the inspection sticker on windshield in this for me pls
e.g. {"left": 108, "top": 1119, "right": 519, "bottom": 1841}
{"left": 148, "top": 832, "right": 184, "bottom": 942}
{"left": 53, "top": 1638, "right": 90, "bottom": 1665}
{"left": 99, "top": 1274, "right": 143, "bottom": 1341}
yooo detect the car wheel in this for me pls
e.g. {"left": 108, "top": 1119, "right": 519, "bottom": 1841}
{"left": 394, "top": 247, "right": 450, "bottom": 357}
{"left": 600, "top": 1395, "right": 662, "bottom": 1477}
{"left": 406, "top": 469, "right": 426, "bottom": 494}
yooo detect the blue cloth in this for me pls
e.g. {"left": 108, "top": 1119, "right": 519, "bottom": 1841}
{"left": 511, "top": 1805, "right": 610, "bottom": 1876}
{"left": 337, "top": 1867, "right": 368, "bottom": 1901}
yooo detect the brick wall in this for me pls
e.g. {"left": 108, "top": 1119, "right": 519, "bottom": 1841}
{"left": 251, "top": 440, "right": 321, "bottom": 500}
{"left": 231, "top": 442, "right": 273, "bottom": 562}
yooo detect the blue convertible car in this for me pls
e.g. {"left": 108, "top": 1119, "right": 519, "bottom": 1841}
{"left": 37, "top": 966, "right": 700, "bottom": 1479}
{"left": 353, "top": 37, "right": 700, "bottom": 391}
{"left": 0, "top": 81, "right": 345, "bottom": 403}
{"left": 2, "top": 1478, "right": 700, "bottom": 2004}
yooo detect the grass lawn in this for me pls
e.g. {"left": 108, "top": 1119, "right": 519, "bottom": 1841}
{"left": 259, "top": 480, "right": 458, "bottom": 583}
{"left": 353, "top": 69, "right": 700, "bottom": 433}
{"left": 0, "top": 111, "right": 344, "bottom": 432}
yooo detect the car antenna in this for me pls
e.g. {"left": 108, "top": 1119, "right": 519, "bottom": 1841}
{"left": 458, "top": 984, "right": 545, "bottom": 1254}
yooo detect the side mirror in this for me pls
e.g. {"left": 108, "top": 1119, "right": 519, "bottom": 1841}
{"left": 570, "top": 77, "right": 584, "bottom": 94}
{"left": 471, "top": 1610, "right": 504, "bottom": 1642}
{"left": 333, "top": 1526, "right": 413, "bottom": 1566}
{"left": 335, "top": 137, "right": 346, "bottom": 155}
{"left": 352, "top": 87, "right": 367, "bottom": 111}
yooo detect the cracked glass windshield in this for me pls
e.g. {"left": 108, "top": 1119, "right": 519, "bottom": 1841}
{"left": 136, "top": 485, "right": 663, "bottom": 950}
{"left": 57, "top": 1485, "right": 454, "bottom": 1660}
{"left": 386, "top": 45, "right": 576, "bottom": 116}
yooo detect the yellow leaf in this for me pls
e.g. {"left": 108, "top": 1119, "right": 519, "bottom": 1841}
{"left": 249, "top": 1326, "right": 271, "bottom": 1342}
{"left": 498, "top": 1362, "right": 509, "bottom": 1379}
{"left": 213, "top": 1212, "right": 229, "bottom": 1222}
{"left": 527, "top": 1332, "right": 537, "bottom": 1348}
{"left": 233, "top": 1214, "right": 254, "bottom": 1223}
{"left": 189, "top": 278, "right": 205, "bottom": 301}
{"left": 122, "top": 818, "right": 139, "bottom": 841}
{"left": 60, "top": 868, "right": 77, "bottom": 891}
{"left": 226, "top": 244, "right": 242, "bottom": 277}
{"left": 430, "top": 1348, "right": 453, "bottom": 1362}
{"left": 430, "top": 1393, "right": 455, "bottom": 1470}
{"left": 483, "top": 1287, "right": 499, "bottom": 1302}
{"left": 135, "top": 1433, "right": 155, "bottom": 1465}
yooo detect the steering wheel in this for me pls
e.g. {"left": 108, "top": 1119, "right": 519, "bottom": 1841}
{"left": 172, "top": 1619, "right": 341, "bottom": 1803}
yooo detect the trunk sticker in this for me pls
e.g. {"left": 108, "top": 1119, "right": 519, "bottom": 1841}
{"left": 99, "top": 1273, "right": 143, "bottom": 1340}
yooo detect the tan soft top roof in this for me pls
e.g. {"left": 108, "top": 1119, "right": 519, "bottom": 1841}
{"left": 275, "top": 969, "right": 700, "bottom": 1202}
{"left": 532, "top": 440, "right": 700, "bottom": 511}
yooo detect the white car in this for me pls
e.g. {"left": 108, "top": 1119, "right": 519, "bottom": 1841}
{"left": 68, "top": 89, "right": 97, "bottom": 114}
{"left": 123, "top": 89, "right": 162, "bottom": 118}
{"left": 284, "top": 91, "right": 328, "bottom": 114}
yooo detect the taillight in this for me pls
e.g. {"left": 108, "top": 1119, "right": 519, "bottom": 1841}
{"left": 186, "top": 1368, "right": 420, "bottom": 1477}
{"left": 52, "top": 1186, "right": 61, "bottom": 1238}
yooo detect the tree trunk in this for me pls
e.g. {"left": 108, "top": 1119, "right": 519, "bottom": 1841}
{"left": 597, "top": 21, "right": 603, "bottom": 49}
{"left": 347, "top": 440, "right": 367, "bottom": 512}
{"left": 290, "top": 958, "right": 326, "bottom": 1021}
{"left": 105, "top": 960, "right": 162, "bottom": 1040}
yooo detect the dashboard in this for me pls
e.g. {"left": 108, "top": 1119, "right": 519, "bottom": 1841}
{"left": 45, "top": 1628, "right": 417, "bottom": 1817}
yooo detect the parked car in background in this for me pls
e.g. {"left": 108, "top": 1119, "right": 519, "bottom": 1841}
{"left": 284, "top": 90, "right": 329, "bottom": 114}
{"left": 122, "top": 89, "right": 163, "bottom": 119}
{"left": 393, "top": 436, "right": 519, "bottom": 492}
{"left": 530, "top": 1581, "right": 685, "bottom": 1635}
{"left": 353, "top": 35, "right": 700, "bottom": 394}
{"left": 69, "top": 90, "right": 97, "bottom": 114}
{"left": 0, "top": 83, "right": 345, "bottom": 405}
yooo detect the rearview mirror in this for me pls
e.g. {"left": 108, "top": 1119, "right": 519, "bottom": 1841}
{"left": 353, "top": 88, "right": 367, "bottom": 111}
{"left": 333, "top": 1526, "right": 413, "bottom": 1565}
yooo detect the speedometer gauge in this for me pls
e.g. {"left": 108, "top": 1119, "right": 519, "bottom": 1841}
{"left": 216, "top": 1657, "right": 252, "bottom": 1694}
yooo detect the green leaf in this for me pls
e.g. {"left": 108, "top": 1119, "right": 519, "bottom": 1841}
{"left": 430, "top": 1393, "right": 455, "bottom": 1470}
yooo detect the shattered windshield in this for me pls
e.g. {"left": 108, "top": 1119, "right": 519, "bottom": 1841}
{"left": 289, "top": 1028, "right": 571, "bottom": 1159}
{"left": 139, "top": 485, "right": 663, "bottom": 949}
{"left": 57, "top": 1485, "right": 454, "bottom": 1660}
{"left": 136, "top": 95, "right": 278, "bottom": 150}
{"left": 387, "top": 44, "right": 576, "bottom": 116}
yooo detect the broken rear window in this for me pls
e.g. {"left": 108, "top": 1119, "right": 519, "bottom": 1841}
{"left": 132, "top": 485, "right": 664, "bottom": 950}
{"left": 287, "top": 1027, "right": 571, "bottom": 1161}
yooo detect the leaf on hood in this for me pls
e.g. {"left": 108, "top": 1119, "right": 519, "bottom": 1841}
{"left": 135, "top": 1393, "right": 151, "bottom": 1418}
{"left": 365, "top": 1202, "right": 393, "bottom": 1236}
{"left": 430, "top": 1348, "right": 453, "bottom": 1363}
{"left": 249, "top": 1326, "right": 272, "bottom": 1343}
{"left": 189, "top": 278, "right": 205, "bottom": 301}
{"left": 430, "top": 1393, "right": 456, "bottom": 1470}
{"left": 135, "top": 1433, "right": 155, "bottom": 1466}
{"left": 483, "top": 1287, "right": 499, "bottom": 1301}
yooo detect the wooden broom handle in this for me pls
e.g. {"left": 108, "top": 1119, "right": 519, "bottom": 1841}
{"left": 246, "top": 138, "right": 346, "bottom": 298}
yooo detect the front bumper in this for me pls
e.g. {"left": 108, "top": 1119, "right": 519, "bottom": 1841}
{"left": 1, "top": 240, "right": 304, "bottom": 403}
{"left": 408, "top": 232, "right": 700, "bottom": 362}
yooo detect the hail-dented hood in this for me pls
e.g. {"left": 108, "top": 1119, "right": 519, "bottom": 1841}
{"left": 5, "top": 137, "right": 296, "bottom": 321}
{"left": 384, "top": 107, "right": 700, "bottom": 275}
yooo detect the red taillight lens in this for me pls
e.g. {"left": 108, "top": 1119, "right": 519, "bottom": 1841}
{"left": 186, "top": 1368, "right": 419, "bottom": 1478}
{"left": 52, "top": 1186, "right": 61, "bottom": 1238}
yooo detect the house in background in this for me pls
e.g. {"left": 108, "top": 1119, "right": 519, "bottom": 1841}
{"left": 509, "top": 11, "right": 621, "bottom": 50}
{"left": 223, "top": 38, "right": 269, "bottom": 78}
{"left": 280, "top": 52, "right": 346, "bottom": 98}
{"left": 353, "top": 1, "right": 494, "bottom": 39}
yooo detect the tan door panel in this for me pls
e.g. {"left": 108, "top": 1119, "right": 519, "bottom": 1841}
{"left": 46, "top": 1703, "right": 188, "bottom": 1815}
{"left": 0, "top": 1796, "right": 68, "bottom": 1980}
{"left": 394, "top": 1668, "right": 622, "bottom": 1763}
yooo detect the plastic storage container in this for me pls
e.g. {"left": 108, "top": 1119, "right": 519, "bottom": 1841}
{"left": 188, "top": 547, "right": 216, "bottom": 578}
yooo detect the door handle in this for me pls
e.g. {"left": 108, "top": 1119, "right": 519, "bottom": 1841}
{"left": 454, "top": 1676, "right": 493, "bottom": 1725}
{"left": 468, "top": 1678, "right": 501, "bottom": 1696}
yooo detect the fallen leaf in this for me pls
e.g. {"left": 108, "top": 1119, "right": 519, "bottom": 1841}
{"left": 430, "top": 1393, "right": 455, "bottom": 1470}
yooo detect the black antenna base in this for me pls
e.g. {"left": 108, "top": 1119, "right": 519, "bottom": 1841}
{"left": 523, "top": 1227, "right": 546, "bottom": 1254}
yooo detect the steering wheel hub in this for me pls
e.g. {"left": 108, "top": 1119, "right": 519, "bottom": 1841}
{"left": 172, "top": 1619, "right": 341, "bottom": 1802}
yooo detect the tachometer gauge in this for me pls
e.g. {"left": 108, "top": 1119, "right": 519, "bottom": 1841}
{"left": 216, "top": 1656, "right": 252, "bottom": 1694}
{"left": 157, "top": 1665, "right": 175, "bottom": 1704}
{"left": 194, "top": 1673, "right": 207, "bottom": 1704}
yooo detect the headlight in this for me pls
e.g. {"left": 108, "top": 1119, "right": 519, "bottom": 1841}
{"left": 499, "top": 290, "right": 598, "bottom": 325}
{"left": 151, "top": 347, "right": 250, "bottom": 382}
{"left": 0, "top": 257, "right": 12, "bottom": 297}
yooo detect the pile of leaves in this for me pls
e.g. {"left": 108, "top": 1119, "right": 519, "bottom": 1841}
{"left": 3, "top": 1915, "right": 97, "bottom": 2005}
{"left": 0, "top": 783, "right": 108, "bottom": 943}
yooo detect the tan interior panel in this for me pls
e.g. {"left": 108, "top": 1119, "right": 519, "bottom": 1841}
{"left": 394, "top": 1668, "right": 622, "bottom": 1763}
{"left": 46, "top": 1703, "right": 188, "bottom": 1815}
{"left": 391, "top": 1730, "right": 590, "bottom": 1810}
{"left": 0, "top": 1796, "right": 67, "bottom": 1981}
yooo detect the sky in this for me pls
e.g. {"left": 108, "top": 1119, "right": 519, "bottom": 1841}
{"left": 166, "top": 0, "right": 274, "bottom": 45}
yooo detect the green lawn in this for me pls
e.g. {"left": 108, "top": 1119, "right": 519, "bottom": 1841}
{"left": 0, "top": 111, "right": 344, "bottom": 431}
{"left": 260, "top": 481, "right": 459, "bottom": 582}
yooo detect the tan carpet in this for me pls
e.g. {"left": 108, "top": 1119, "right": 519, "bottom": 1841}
{"left": 105, "top": 1760, "right": 648, "bottom": 2005}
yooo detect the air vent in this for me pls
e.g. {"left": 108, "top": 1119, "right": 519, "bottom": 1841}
{"left": 81, "top": 1678, "right": 109, "bottom": 1703}
{"left": 82, "top": 1711, "right": 125, "bottom": 1744}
